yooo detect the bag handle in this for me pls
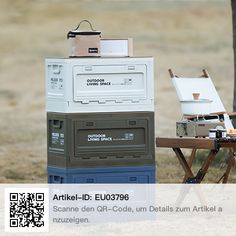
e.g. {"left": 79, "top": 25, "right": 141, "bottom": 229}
{"left": 74, "top": 20, "right": 96, "bottom": 32}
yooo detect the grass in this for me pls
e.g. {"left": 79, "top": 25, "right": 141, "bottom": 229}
{"left": 0, "top": 0, "right": 235, "bottom": 183}
{"left": 157, "top": 150, "right": 236, "bottom": 183}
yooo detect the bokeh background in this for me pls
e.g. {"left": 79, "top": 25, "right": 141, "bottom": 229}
{"left": 0, "top": 0, "right": 235, "bottom": 183}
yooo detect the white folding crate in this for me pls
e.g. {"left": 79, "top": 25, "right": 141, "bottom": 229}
{"left": 45, "top": 57, "right": 154, "bottom": 112}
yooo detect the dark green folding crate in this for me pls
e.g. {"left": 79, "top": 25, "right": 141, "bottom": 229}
{"left": 47, "top": 112, "right": 155, "bottom": 168}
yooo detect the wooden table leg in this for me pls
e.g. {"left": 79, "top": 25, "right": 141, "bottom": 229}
{"left": 183, "top": 148, "right": 197, "bottom": 183}
{"left": 173, "top": 148, "right": 194, "bottom": 180}
{"left": 195, "top": 150, "right": 218, "bottom": 183}
{"left": 222, "top": 151, "right": 236, "bottom": 183}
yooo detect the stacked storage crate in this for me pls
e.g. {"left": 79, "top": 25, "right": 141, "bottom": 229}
{"left": 46, "top": 57, "right": 155, "bottom": 183}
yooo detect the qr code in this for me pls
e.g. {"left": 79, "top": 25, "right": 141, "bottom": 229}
{"left": 5, "top": 188, "right": 49, "bottom": 232}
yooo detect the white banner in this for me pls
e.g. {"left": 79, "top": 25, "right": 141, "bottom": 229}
{"left": 0, "top": 184, "right": 236, "bottom": 235}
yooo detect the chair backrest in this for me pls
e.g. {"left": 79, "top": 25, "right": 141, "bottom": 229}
{"left": 170, "top": 69, "right": 234, "bottom": 129}
{"left": 172, "top": 76, "right": 225, "bottom": 114}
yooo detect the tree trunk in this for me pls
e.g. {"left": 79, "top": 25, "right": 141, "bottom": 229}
{"left": 232, "top": 0, "right": 236, "bottom": 127}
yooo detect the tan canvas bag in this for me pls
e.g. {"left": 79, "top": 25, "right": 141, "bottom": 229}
{"left": 67, "top": 20, "right": 101, "bottom": 57}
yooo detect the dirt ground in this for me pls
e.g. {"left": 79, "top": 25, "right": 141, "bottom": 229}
{"left": 0, "top": 0, "right": 235, "bottom": 183}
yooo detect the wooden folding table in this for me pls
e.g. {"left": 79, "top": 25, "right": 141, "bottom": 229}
{"left": 156, "top": 137, "right": 236, "bottom": 183}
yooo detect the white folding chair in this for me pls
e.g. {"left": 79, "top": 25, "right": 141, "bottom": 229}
{"left": 169, "top": 69, "right": 235, "bottom": 129}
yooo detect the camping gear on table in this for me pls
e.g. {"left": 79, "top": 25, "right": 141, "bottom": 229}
{"left": 169, "top": 69, "right": 235, "bottom": 138}
{"left": 180, "top": 99, "right": 212, "bottom": 115}
{"left": 176, "top": 119, "right": 225, "bottom": 138}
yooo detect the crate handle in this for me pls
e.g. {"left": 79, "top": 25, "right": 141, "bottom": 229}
{"left": 74, "top": 20, "right": 96, "bottom": 32}
{"left": 86, "top": 178, "right": 95, "bottom": 183}
{"left": 53, "top": 176, "right": 62, "bottom": 183}
{"left": 129, "top": 177, "right": 137, "bottom": 182}
{"left": 86, "top": 121, "right": 94, "bottom": 127}
{"left": 52, "top": 120, "right": 61, "bottom": 129}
